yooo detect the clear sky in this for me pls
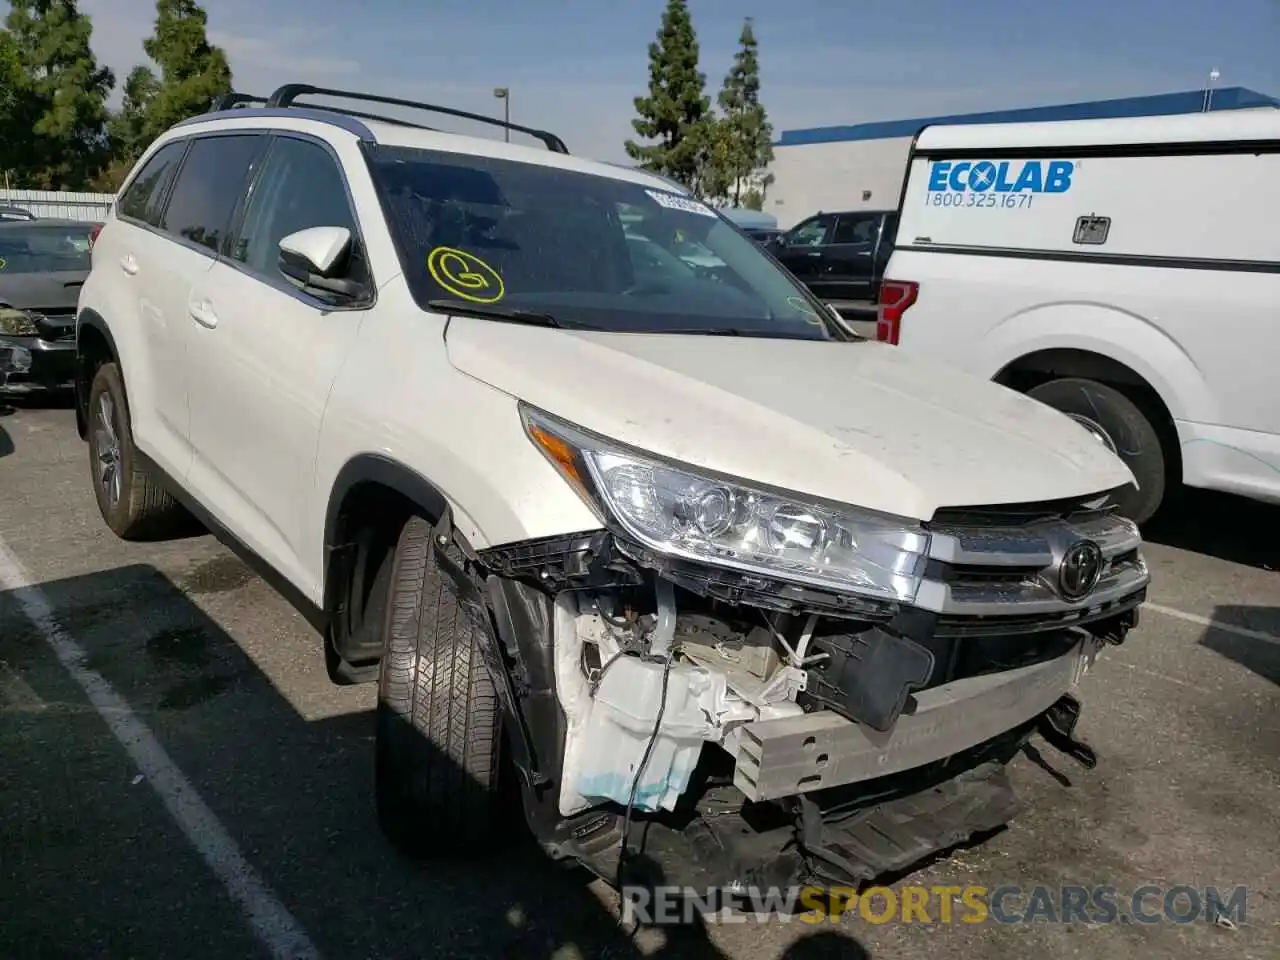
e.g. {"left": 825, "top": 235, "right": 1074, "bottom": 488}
{"left": 11, "top": 0, "right": 1280, "bottom": 161}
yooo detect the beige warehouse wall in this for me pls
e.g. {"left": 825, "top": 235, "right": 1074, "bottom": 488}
{"left": 765, "top": 137, "right": 914, "bottom": 229}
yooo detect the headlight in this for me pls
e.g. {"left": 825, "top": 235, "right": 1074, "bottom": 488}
{"left": 522, "top": 406, "right": 931, "bottom": 603}
{"left": 0, "top": 308, "right": 40, "bottom": 337}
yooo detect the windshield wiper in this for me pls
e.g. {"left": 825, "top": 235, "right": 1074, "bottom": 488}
{"left": 664, "top": 328, "right": 828, "bottom": 339}
{"left": 427, "top": 298, "right": 563, "bottom": 328}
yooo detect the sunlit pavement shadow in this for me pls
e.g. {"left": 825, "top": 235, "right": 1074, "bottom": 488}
{"left": 0, "top": 563, "right": 875, "bottom": 958}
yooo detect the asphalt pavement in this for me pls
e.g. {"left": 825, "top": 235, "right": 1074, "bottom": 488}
{"left": 1, "top": 400, "right": 1277, "bottom": 960}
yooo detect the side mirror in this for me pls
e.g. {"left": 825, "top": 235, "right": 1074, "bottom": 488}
{"left": 278, "top": 226, "right": 365, "bottom": 300}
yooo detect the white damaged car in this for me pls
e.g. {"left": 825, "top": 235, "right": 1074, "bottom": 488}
{"left": 74, "top": 83, "right": 1150, "bottom": 892}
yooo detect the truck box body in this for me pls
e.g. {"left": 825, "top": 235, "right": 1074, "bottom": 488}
{"left": 879, "top": 109, "right": 1280, "bottom": 519}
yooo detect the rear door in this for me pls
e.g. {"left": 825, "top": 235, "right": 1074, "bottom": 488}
{"left": 820, "top": 212, "right": 884, "bottom": 302}
{"left": 103, "top": 133, "right": 267, "bottom": 480}
{"left": 94, "top": 138, "right": 191, "bottom": 471}
{"left": 185, "top": 132, "right": 372, "bottom": 590}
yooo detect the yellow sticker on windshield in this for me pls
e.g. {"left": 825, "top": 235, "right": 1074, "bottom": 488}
{"left": 426, "top": 246, "right": 505, "bottom": 304}
{"left": 0, "top": 257, "right": 6, "bottom": 271}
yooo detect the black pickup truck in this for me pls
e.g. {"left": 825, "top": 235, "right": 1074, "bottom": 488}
{"left": 766, "top": 209, "right": 898, "bottom": 321}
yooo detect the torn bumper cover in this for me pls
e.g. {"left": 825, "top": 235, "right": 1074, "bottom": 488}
{"left": 476, "top": 489, "right": 1147, "bottom": 890}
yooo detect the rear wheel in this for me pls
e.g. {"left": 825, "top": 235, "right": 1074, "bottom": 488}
{"left": 374, "top": 515, "right": 503, "bottom": 857}
{"left": 87, "top": 362, "right": 190, "bottom": 540}
{"left": 1026, "top": 377, "right": 1168, "bottom": 524}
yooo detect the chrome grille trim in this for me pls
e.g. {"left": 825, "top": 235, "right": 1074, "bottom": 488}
{"left": 916, "top": 510, "right": 1149, "bottom": 617}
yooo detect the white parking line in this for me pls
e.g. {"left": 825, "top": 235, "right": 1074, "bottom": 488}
{"left": 1146, "top": 602, "right": 1280, "bottom": 647}
{"left": 0, "top": 538, "right": 322, "bottom": 960}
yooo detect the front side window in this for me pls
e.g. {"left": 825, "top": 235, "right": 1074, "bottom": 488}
{"left": 160, "top": 134, "right": 264, "bottom": 253}
{"left": 228, "top": 135, "right": 365, "bottom": 285}
{"left": 784, "top": 215, "right": 835, "bottom": 247}
{"left": 0, "top": 223, "right": 95, "bottom": 273}
{"left": 368, "top": 146, "right": 837, "bottom": 339}
{"left": 118, "top": 140, "right": 188, "bottom": 227}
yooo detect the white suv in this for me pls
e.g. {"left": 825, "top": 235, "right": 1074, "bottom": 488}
{"left": 74, "top": 84, "right": 1150, "bottom": 892}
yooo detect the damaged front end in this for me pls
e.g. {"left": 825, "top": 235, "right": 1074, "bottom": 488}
{"left": 474, "top": 407, "right": 1150, "bottom": 893}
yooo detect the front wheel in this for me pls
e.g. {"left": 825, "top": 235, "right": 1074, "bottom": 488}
{"left": 374, "top": 515, "right": 503, "bottom": 858}
{"left": 1026, "top": 377, "right": 1169, "bottom": 525}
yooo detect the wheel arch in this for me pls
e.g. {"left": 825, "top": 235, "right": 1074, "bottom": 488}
{"left": 324, "top": 453, "right": 450, "bottom": 554}
{"left": 323, "top": 453, "right": 553, "bottom": 816}
{"left": 993, "top": 347, "right": 1183, "bottom": 486}
{"left": 75, "top": 309, "right": 121, "bottom": 440}
{"left": 322, "top": 454, "right": 452, "bottom": 659}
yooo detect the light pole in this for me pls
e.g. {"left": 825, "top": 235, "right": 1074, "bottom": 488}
{"left": 1202, "top": 68, "right": 1220, "bottom": 112}
{"left": 493, "top": 87, "right": 510, "bottom": 141}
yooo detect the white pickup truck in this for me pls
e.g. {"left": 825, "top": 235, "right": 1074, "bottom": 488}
{"left": 879, "top": 109, "right": 1280, "bottom": 524}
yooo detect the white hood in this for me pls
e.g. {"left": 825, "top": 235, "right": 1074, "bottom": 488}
{"left": 444, "top": 318, "right": 1136, "bottom": 521}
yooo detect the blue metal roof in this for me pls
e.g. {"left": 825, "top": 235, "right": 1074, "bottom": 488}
{"left": 777, "top": 86, "right": 1280, "bottom": 147}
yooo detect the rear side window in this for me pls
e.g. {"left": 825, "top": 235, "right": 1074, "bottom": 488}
{"left": 160, "top": 134, "right": 265, "bottom": 254}
{"left": 832, "top": 214, "right": 879, "bottom": 245}
{"left": 0, "top": 223, "right": 94, "bottom": 273}
{"left": 118, "top": 140, "right": 188, "bottom": 227}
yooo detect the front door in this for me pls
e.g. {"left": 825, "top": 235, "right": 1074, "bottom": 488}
{"left": 185, "top": 134, "right": 372, "bottom": 593}
{"left": 774, "top": 214, "right": 838, "bottom": 297}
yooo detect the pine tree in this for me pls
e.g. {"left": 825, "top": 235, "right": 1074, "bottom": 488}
{"left": 3, "top": 0, "right": 115, "bottom": 189}
{"left": 625, "top": 0, "right": 711, "bottom": 189}
{"left": 139, "top": 0, "right": 232, "bottom": 140}
{"left": 716, "top": 18, "right": 774, "bottom": 207}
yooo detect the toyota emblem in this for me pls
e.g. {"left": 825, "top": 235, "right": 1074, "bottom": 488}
{"left": 1059, "top": 540, "right": 1104, "bottom": 601}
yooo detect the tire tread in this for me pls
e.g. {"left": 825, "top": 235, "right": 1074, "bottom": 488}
{"left": 375, "top": 515, "right": 501, "bottom": 856}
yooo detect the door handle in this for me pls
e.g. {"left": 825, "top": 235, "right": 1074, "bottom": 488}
{"left": 188, "top": 299, "right": 218, "bottom": 329}
{"left": 805, "top": 250, "right": 823, "bottom": 257}
{"left": 119, "top": 255, "right": 139, "bottom": 276}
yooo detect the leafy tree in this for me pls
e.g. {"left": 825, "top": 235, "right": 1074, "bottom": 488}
{"left": 715, "top": 18, "right": 774, "bottom": 207}
{"left": 625, "top": 0, "right": 712, "bottom": 190}
{"left": 3, "top": 0, "right": 115, "bottom": 189}
{"left": 0, "top": 29, "right": 32, "bottom": 183}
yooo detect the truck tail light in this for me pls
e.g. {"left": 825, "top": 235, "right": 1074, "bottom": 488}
{"left": 876, "top": 280, "right": 918, "bottom": 345}
{"left": 88, "top": 222, "right": 103, "bottom": 249}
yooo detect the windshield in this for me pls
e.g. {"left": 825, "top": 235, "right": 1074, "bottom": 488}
{"left": 368, "top": 145, "right": 837, "bottom": 339}
{"left": 0, "top": 222, "right": 94, "bottom": 274}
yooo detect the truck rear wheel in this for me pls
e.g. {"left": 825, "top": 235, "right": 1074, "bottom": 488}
{"left": 374, "top": 515, "right": 503, "bottom": 857}
{"left": 1026, "top": 377, "right": 1167, "bottom": 524}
